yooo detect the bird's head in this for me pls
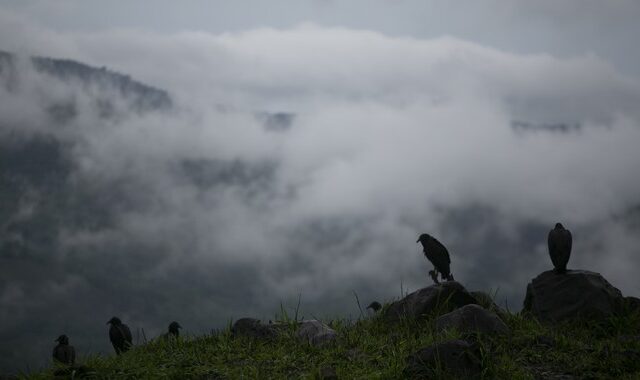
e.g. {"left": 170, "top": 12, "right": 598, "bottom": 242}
{"left": 555, "top": 222, "right": 564, "bottom": 229}
{"left": 169, "top": 321, "right": 182, "bottom": 332}
{"left": 55, "top": 335, "right": 69, "bottom": 345}
{"left": 107, "top": 317, "right": 122, "bottom": 325}
{"left": 366, "top": 301, "right": 382, "bottom": 312}
{"left": 416, "top": 233, "right": 430, "bottom": 244}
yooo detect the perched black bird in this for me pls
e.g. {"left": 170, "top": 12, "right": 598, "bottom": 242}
{"left": 168, "top": 321, "right": 181, "bottom": 337}
{"left": 366, "top": 301, "right": 382, "bottom": 313}
{"left": 548, "top": 222, "right": 572, "bottom": 273}
{"left": 107, "top": 317, "right": 133, "bottom": 354}
{"left": 160, "top": 321, "right": 182, "bottom": 341}
{"left": 417, "top": 233, "right": 454, "bottom": 284}
{"left": 52, "top": 335, "right": 75, "bottom": 365}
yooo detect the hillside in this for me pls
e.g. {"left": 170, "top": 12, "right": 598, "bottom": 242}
{"left": 0, "top": 50, "right": 172, "bottom": 113}
{"left": 1, "top": 50, "right": 639, "bottom": 379}
{"left": 17, "top": 284, "right": 640, "bottom": 380}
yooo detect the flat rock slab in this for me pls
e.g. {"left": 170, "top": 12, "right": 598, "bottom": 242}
{"left": 231, "top": 318, "right": 280, "bottom": 340}
{"left": 523, "top": 270, "right": 624, "bottom": 323}
{"left": 384, "top": 281, "right": 477, "bottom": 323}
{"left": 405, "top": 339, "right": 482, "bottom": 379}
{"left": 436, "top": 304, "right": 510, "bottom": 335}
{"left": 295, "top": 320, "right": 337, "bottom": 347}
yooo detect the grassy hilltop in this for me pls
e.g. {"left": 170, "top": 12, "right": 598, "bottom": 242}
{"left": 21, "top": 297, "right": 640, "bottom": 380}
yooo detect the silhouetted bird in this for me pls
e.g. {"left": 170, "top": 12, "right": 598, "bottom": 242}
{"left": 417, "top": 233, "right": 454, "bottom": 284}
{"left": 107, "top": 317, "right": 133, "bottom": 354}
{"left": 52, "top": 335, "right": 75, "bottom": 365}
{"left": 548, "top": 222, "right": 572, "bottom": 273}
{"left": 160, "top": 321, "right": 182, "bottom": 341}
{"left": 366, "top": 301, "right": 382, "bottom": 312}
{"left": 168, "top": 321, "right": 181, "bottom": 337}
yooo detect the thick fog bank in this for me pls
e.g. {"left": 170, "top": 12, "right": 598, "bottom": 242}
{"left": 1, "top": 23, "right": 639, "bottom": 373}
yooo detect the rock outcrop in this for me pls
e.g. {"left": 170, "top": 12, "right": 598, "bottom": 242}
{"left": 231, "top": 318, "right": 280, "bottom": 340}
{"left": 624, "top": 296, "right": 640, "bottom": 313}
{"left": 232, "top": 318, "right": 338, "bottom": 346}
{"left": 384, "top": 281, "right": 477, "bottom": 323}
{"left": 523, "top": 270, "right": 624, "bottom": 323}
{"left": 470, "top": 290, "right": 509, "bottom": 320}
{"left": 436, "top": 304, "right": 510, "bottom": 335}
{"left": 296, "top": 320, "right": 337, "bottom": 347}
{"left": 405, "top": 339, "right": 481, "bottom": 379}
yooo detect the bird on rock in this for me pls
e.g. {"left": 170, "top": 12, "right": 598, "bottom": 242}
{"left": 52, "top": 334, "right": 75, "bottom": 365}
{"left": 417, "top": 233, "right": 454, "bottom": 284}
{"left": 548, "top": 222, "right": 572, "bottom": 273}
{"left": 107, "top": 317, "right": 133, "bottom": 354}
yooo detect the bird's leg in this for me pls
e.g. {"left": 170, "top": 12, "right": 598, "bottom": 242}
{"left": 429, "top": 269, "right": 440, "bottom": 284}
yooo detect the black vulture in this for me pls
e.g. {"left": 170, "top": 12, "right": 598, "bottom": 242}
{"left": 52, "top": 334, "right": 75, "bottom": 365}
{"left": 366, "top": 301, "right": 382, "bottom": 313}
{"left": 548, "top": 222, "right": 572, "bottom": 273}
{"left": 160, "top": 321, "right": 182, "bottom": 341}
{"left": 417, "top": 233, "right": 454, "bottom": 284}
{"left": 107, "top": 317, "right": 133, "bottom": 354}
{"left": 168, "top": 321, "right": 181, "bottom": 337}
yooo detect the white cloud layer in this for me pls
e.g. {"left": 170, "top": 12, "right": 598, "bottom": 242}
{"left": 1, "top": 11, "right": 639, "bottom": 373}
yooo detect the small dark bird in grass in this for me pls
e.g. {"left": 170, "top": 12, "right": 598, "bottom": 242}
{"left": 168, "top": 321, "right": 181, "bottom": 337}
{"left": 52, "top": 334, "right": 75, "bottom": 365}
{"left": 107, "top": 317, "right": 133, "bottom": 354}
{"left": 417, "top": 233, "right": 454, "bottom": 284}
{"left": 548, "top": 222, "right": 572, "bottom": 273}
{"left": 161, "top": 321, "right": 182, "bottom": 341}
{"left": 366, "top": 301, "right": 382, "bottom": 312}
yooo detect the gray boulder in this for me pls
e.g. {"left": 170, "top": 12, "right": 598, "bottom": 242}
{"left": 523, "top": 270, "right": 624, "bottom": 323}
{"left": 384, "top": 281, "right": 477, "bottom": 323}
{"left": 405, "top": 339, "right": 482, "bottom": 379}
{"left": 436, "top": 304, "right": 510, "bottom": 335}
{"left": 295, "top": 320, "right": 337, "bottom": 347}
{"left": 231, "top": 318, "right": 279, "bottom": 340}
{"left": 624, "top": 296, "right": 640, "bottom": 313}
{"left": 470, "top": 291, "right": 509, "bottom": 320}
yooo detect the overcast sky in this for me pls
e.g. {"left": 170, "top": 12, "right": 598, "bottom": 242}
{"left": 1, "top": 1, "right": 639, "bottom": 375}
{"left": 2, "top": 0, "right": 640, "bottom": 78}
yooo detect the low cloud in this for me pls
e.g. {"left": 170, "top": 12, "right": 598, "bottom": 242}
{"left": 0, "top": 15, "right": 639, "bottom": 374}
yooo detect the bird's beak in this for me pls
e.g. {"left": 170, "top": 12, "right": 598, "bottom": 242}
{"left": 416, "top": 239, "right": 420, "bottom": 243}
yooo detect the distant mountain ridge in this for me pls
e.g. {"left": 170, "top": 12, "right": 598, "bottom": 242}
{"left": 510, "top": 120, "right": 581, "bottom": 134}
{"left": 0, "top": 50, "right": 172, "bottom": 113}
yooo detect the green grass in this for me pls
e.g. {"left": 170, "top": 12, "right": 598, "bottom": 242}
{"left": 22, "top": 305, "right": 640, "bottom": 379}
